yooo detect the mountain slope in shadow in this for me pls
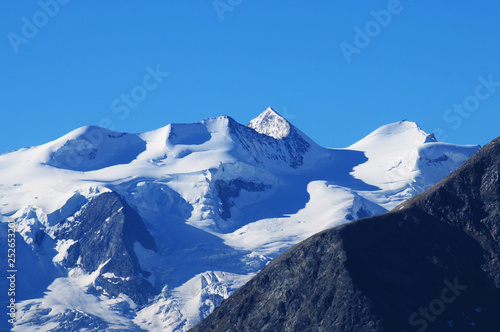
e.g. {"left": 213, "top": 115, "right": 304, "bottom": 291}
{"left": 191, "top": 136, "right": 500, "bottom": 332}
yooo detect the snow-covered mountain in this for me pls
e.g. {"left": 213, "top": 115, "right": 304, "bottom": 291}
{"left": 0, "top": 108, "right": 480, "bottom": 331}
{"left": 192, "top": 135, "right": 500, "bottom": 332}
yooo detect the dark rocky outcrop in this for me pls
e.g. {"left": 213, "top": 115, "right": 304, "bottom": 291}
{"left": 191, "top": 137, "right": 500, "bottom": 332}
{"left": 55, "top": 191, "right": 157, "bottom": 305}
{"left": 215, "top": 178, "right": 272, "bottom": 220}
{"left": 227, "top": 115, "right": 312, "bottom": 169}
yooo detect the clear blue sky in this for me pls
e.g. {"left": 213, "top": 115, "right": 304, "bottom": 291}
{"left": 1, "top": 1, "right": 499, "bottom": 154}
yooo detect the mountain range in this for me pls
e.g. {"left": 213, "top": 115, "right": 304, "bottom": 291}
{"left": 0, "top": 107, "right": 480, "bottom": 331}
{"left": 192, "top": 135, "right": 500, "bottom": 332}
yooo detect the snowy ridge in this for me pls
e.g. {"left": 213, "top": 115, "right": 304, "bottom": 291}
{"left": 0, "top": 110, "right": 480, "bottom": 331}
{"left": 349, "top": 120, "right": 480, "bottom": 208}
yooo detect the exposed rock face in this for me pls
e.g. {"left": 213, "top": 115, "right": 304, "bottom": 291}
{"left": 231, "top": 113, "right": 313, "bottom": 169}
{"left": 55, "top": 191, "right": 157, "bottom": 305}
{"left": 191, "top": 136, "right": 500, "bottom": 332}
{"left": 214, "top": 178, "right": 272, "bottom": 221}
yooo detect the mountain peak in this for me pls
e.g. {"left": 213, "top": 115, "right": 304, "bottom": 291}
{"left": 349, "top": 120, "right": 436, "bottom": 152}
{"left": 248, "top": 107, "right": 291, "bottom": 139}
{"left": 192, "top": 135, "right": 500, "bottom": 332}
{"left": 370, "top": 120, "right": 425, "bottom": 137}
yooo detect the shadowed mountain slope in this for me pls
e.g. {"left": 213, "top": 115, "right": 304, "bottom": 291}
{"left": 191, "top": 136, "right": 500, "bottom": 332}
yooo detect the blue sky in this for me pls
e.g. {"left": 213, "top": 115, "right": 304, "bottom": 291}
{"left": 1, "top": 1, "right": 499, "bottom": 154}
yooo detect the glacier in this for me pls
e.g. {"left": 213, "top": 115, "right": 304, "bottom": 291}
{"left": 0, "top": 107, "right": 480, "bottom": 331}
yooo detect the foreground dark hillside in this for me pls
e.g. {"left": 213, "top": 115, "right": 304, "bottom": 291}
{"left": 191, "top": 136, "right": 500, "bottom": 332}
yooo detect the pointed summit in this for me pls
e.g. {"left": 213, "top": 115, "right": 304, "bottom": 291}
{"left": 248, "top": 107, "right": 291, "bottom": 139}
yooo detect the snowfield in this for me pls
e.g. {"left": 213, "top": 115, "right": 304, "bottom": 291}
{"left": 0, "top": 108, "right": 480, "bottom": 331}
